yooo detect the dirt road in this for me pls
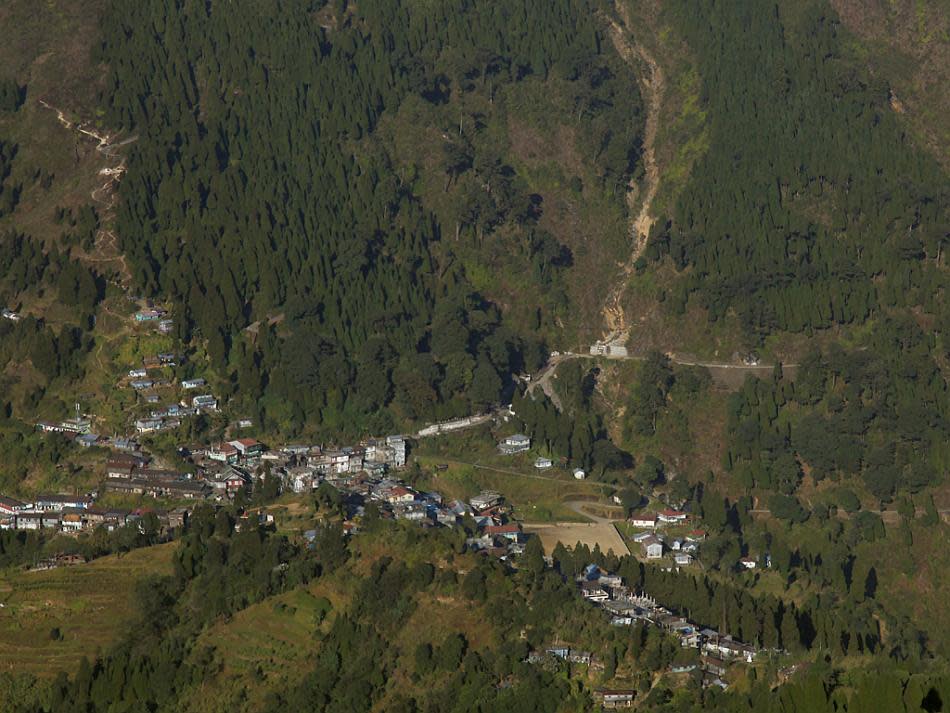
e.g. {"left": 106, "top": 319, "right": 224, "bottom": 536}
{"left": 564, "top": 500, "right": 626, "bottom": 523}
{"left": 526, "top": 351, "right": 794, "bottom": 409}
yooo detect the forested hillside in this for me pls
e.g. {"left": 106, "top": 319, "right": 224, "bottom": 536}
{"left": 92, "top": 0, "right": 643, "bottom": 434}
{"left": 645, "top": 1, "right": 948, "bottom": 339}
{"left": 0, "top": 1, "right": 948, "bottom": 710}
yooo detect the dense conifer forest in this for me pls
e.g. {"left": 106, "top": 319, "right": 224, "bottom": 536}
{"left": 89, "top": 0, "right": 642, "bottom": 434}
{"left": 647, "top": 2, "right": 948, "bottom": 339}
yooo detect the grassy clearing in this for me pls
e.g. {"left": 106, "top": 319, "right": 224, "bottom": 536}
{"left": 180, "top": 578, "right": 343, "bottom": 713}
{"left": 863, "top": 521, "right": 950, "bottom": 657}
{"left": 263, "top": 495, "right": 321, "bottom": 537}
{"left": 416, "top": 456, "right": 608, "bottom": 522}
{"left": 178, "top": 534, "right": 503, "bottom": 713}
{"left": 0, "top": 542, "right": 175, "bottom": 677}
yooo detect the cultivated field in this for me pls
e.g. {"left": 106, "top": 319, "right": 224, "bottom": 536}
{"left": 0, "top": 542, "right": 175, "bottom": 676}
{"left": 524, "top": 522, "right": 630, "bottom": 557}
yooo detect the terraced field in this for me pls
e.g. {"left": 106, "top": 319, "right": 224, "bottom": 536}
{"left": 0, "top": 542, "right": 175, "bottom": 676}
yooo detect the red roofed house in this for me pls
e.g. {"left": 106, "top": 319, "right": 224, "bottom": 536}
{"left": 658, "top": 509, "right": 688, "bottom": 524}
{"left": 0, "top": 496, "right": 27, "bottom": 516}
{"left": 484, "top": 523, "right": 522, "bottom": 543}
{"left": 687, "top": 529, "right": 707, "bottom": 541}
{"left": 208, "top": 442, "right": 239, "bottom": 464}
{"left": 386, "top": 486, "right": 416, "bottom": 504}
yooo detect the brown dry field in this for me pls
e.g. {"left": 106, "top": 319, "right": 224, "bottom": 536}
{"left": 524, "top": 522, "right": 630, "bottom": 557}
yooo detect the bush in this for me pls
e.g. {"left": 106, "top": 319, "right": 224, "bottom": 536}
{"left": 837, "top": 488, "right": 861, "bottom": 513}
{"left": 768, "top": 494, "right": 808, "bottom": 523}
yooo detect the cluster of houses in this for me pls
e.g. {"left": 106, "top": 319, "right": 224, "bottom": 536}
{"left": 102, "top": 452, "right": 223, "bottom": 500}
{"left": 627, "top": 509, "right": 706, "bottom": 566}
{"left": 313, "top": 479, "right": 522, "bottom": 548}
{"left": 0, "top": 492, "right": 189, "bottom": 534}
{"left": 574, "top": 564, "right": 758, "bottom": 690}
{"left": 629, "top": 509, "right": 767, "bottom": 572}
{"left": 19, "top": 418, "right": 535, "bottom": 560}
{"left": 463, "top": 490, "right": 526, "bottom": 558}
{"left": 526, "top": 648, "right": 636, "bottom": 708}
{"left": 97, "top": 434, "right": 417, "bottom": 510}
{"left": 250, "top": 441, "right": 527, "bottom": 555}
{"left": 123, "top": 352, "right": 218, "bottom": 433}
{"left": 134, "top": 393, "right": 218, "bottom": 434}
{"left": 270, "top": 448, "right": 524, "bottom": 556}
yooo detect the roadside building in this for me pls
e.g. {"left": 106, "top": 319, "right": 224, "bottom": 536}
{"left": 498, "top": 434, "right": 530, "bottom": 455}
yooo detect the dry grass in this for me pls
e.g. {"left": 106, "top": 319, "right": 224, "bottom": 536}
{"left": 397, "top": 591, "right": 496, "bottom": 652}
{"left": 0, "top": 542, "right": 175, "bottom": 677}
{"left": 524, "top": 522, "right": 630, "bottom": 557}
{"left": 0, "top": 0, "right": 111, "bottom": 246}
{"left": 830, "top": 0, "right": 950, "bottom": 169}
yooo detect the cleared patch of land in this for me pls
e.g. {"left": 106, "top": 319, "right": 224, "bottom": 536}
{"left": 0, "top": 542, "right": 175, "bottom": 676}
{"left": 416, "top": 456, "right": 609, "bottom": 522}
{"left": 524, "top": 522, "right": 630, "bottom": 557}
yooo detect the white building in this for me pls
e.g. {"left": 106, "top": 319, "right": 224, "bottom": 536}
{"left": 642, "top": 535, "right": 664, "bottom": 559}
{"left": 630, "top": 513, "right": 656, "bottom": 529}
{"left": 192, "top": 394, "right": 218, "bottom": 411}
{"left": 498, "top": 434, "right": 530, "bottom": 455}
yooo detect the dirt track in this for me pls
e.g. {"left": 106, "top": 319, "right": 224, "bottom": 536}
{"left": 601, "top": 1, "right": 665, "bottom": 339}
{"left": 526, "top": 351, "right": 796, "bottom": 408}
{"left": 39, "top": 99, "right": 135, "bottom": 285}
